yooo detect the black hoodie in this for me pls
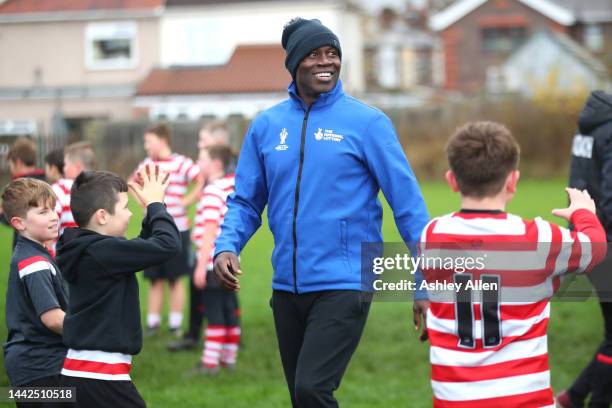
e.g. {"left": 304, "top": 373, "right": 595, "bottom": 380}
{"left": 56, "top": 202, "right": 180, "bottom": 355}
{"left": 569, "top": 90, "right": 612, "bottom": 241}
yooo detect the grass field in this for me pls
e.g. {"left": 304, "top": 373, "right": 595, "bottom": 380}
{"left": 0, "top": 179, "right": 604, "bottom": 407}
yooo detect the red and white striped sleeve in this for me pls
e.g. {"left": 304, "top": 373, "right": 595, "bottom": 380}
{"left": 184, "top": 157, "right": 200, "bottom": 183}
{"left": 52, "top": 179, "right": 75, "bottom": 230}
{"left": 51, "top": 182, "right": 66, "bottom": 217}
{"left": 550, "top": 209, "right": 607, "bottom": 276}
{"left": 200, "top": 187, "right": 225, "bottom": 225}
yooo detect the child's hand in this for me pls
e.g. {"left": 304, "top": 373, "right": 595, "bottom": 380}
{"left": 128, "top": 164, "right": 170, "bottom": 206}
{"left": 193, "top": 262, "right": 207, "bottom": 289}
{"left": 552, "top": 188, "right": 596, "bottom": 221}
{"left": 129, "top": 173, "right": 147, "bottom": 208}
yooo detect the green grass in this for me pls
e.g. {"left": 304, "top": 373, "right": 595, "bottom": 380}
{"left": 0, "top": 179, "right": 604, "bottom": 407}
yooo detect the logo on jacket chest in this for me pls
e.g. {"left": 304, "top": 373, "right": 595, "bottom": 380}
{"left": 314, "top": 128, "right": 344, "bottom": 142}
{"left": 275, "top": 128, "right": 289, "bottom": 151}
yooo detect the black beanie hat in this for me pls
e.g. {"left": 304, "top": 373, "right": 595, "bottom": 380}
{"left": 281, "top": 18, "right": 342, "bottom": 78}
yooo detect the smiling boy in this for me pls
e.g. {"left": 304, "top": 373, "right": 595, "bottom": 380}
{"left": 2, "top": 178, "right": 68, "bottom": 395}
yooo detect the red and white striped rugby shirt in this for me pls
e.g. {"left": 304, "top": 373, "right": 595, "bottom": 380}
{"left": 420, "top": 209, "right": 606, "bottom": 408}
{"left": 51, "top": 178, "right": 76, "bottom": 235}
{"left": 133, "top": 153, "right": 200, "bottom": 231}
{"left": 192, "top": 174, "right": 235, "bottom": 270}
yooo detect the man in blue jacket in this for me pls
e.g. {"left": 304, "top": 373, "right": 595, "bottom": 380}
{"left": 214, "top": 17, "right": 429, "bottom": 407}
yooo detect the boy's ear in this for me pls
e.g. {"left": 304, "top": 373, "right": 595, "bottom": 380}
{"left": 445, "top": 170, "right": 460, "bottom": 192}
{"left": 506, "top": 170, "right": 520, "bottom": 194}
{"left": 10, "top": 216, "right": 26, "bottom": 232}
{"left": 93, "top": 209, "right": 108, "bottom": 226}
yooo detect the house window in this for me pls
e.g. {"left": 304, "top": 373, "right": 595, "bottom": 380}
{"left": 482, "top": 27, "right": 526, "bottom": 53}
{"left": 584, "top": 24, "right": 603, "bottom": 52}
{"left": 85, "top": 22, "right": 138, "bottom": 70}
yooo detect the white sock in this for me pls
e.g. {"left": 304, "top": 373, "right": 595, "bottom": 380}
{"left": 169, "top": 312, "right": 183, "bottom": 330}
{"left": 147, "top": 313, "right": 161, "bottom": 328}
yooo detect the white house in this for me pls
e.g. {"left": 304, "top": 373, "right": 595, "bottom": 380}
{"left": 491, "top": 30, "right": 609, "bottom": 96}
{"left": 0, "top": 0, "right": 163, "bottom": 139}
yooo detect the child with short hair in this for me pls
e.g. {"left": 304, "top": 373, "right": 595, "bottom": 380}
{"left": 44, "top": 148, "right": 65, "bottom": 184}
{"left": 2, "top": 137, "right": 46, "bottom": 249}
{"left": 420, "top": 121, "right": 607, "bottom": 407}
{"left": 52, "top": 142, "right": 96, "bottom": 237}
{"left": 192, "top": 144, "right": 239, "bottom": 374}
{"left": 2, "top": 178, "right": 68, "bottom": 394}
{"left": 57, "top": 165, "right": 180, "bottom": 407}
{"left": 132, "top": 123, "right": 200, "bottom": 335}
{"left": 7, "top": 137, "right": 45, "bottom": 180}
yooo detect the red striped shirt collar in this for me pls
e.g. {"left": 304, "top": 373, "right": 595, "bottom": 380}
{"left": 452, "top": 209, "right": 507, "bottom": 219}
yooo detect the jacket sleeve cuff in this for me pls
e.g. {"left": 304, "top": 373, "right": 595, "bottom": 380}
{"left": 213, "top": 248, "right": 238, "bottom": 260}
{"left": 146, "top": 202, "right": 166, "bottom": 215}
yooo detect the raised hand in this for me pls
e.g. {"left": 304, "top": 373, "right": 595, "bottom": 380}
{"left": 552, "top": 188, "right": 596, "bottom": 221}
{"left": 128, "top": 164, "right": 170, "bottom": 207}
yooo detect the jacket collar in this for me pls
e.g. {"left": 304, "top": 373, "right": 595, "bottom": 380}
{"left": 288, "top": 80, "right": 344, "bottom": 111}
{"left": 16, "top": 234, "right": 48, "bottom": 253}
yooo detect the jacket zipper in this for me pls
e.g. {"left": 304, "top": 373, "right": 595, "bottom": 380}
{"left": 292, "top": 105, "right": 312, "bottom": 294}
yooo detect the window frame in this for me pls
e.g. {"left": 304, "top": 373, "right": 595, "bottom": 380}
{"left": 481, "top": 26, "right": 527, "bottom": 53}
{"left": 85, "top": 22, "right": 139, "bottom": 71}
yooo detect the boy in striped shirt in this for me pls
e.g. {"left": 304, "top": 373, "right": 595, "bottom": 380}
{"left": 132, "top": 124, "right": 201, "bottom": 334}
{"left": 52, "top": 142, "right": 96, "bottom": 237}
{"left": 2, "top": 178, "right": 68, "bottom": 396}
{"left": 192, "top": 144, "right": 239, "bottom": 374}
{"left": 168, "top": 120, "right": 234, "bottom": 352}
{"left": 420, "top": 122, "right": 607, "bottom": 407}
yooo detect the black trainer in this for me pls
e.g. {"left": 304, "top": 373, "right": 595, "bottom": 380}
{"left": 167, "top": 336, "right": 198, "bottom": 352}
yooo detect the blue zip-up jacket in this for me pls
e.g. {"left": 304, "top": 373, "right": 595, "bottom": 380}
{"left": 215, "top": 80, "right": 430, "bottom": 297}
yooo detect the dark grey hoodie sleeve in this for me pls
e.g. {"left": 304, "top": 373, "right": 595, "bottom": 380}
{"left": 91, "top": 202, "right": 181, "bottom": 276}
{"left": 600, "top": 136, "right": 612, "bottom": 233}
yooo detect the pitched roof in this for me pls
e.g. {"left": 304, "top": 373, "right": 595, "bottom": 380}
{"left": 429, "top": 0, "right": 575, "bottom": 31}
{"left": 0, "top": 0, "right": 164, "bottom": 14}
{"left": 136, "top": 44, "right": 291, "bottom": 96}
{"left": 546, "top": 30, "right": 608, "bottom": 77}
